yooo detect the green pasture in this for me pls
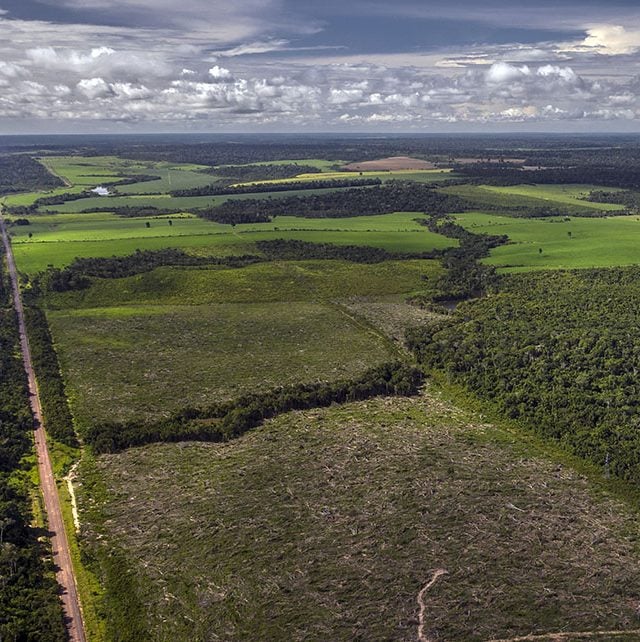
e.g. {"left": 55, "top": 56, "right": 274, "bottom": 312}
{"left": 443, "top": 183, "right": 624, "bottom": 214}
{"left": 456, "top": 211, "right": 640, "bottom": 271}
{"left": 10, "top": 211, "right": 455, "bottom": 274}
{"left": 38, "top": 155, "right": 214, "bottom": 196}
{"left": 41, "top": 185, "right": 374, "bottom": 213}
{"left": 49, "top": 302, "right": 396, "bottom": 427}
{"left": 480, "top": 184, "right": 626, "bottom": 211}
{"left": 47, "top": 259, "right": 440, "bottom": 309}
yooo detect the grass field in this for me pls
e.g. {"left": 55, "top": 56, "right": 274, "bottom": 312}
{"left": 479, "top": 183, "right": 626, "bottom": 211}
{"left": 79, "top": 388, "right": 640, "bottom": 641}
{"left": 442, "top": 183, "right": 625, "bottom": 214}
{"left": 49, "top": 302, "right": 397, "bottom": 427}
{"left": 47, "top": 259, "right": 441, "bottom": 309}
{"left": 456, "top": 211, "right": 640, "bottom": 271}
{"left": 10, "top": 211, "right": 455, "bottom": 274}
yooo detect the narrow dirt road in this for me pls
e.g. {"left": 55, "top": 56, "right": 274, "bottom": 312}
{"left": 0, "top": 213, "right": 86, "bottom": 642}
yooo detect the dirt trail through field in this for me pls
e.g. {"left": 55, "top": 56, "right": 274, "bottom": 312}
{"left": 0, "top": 211, "right": 86, "bottom": 642}
{"left": 417, "top": 568, "right": 448, "bottom": 642}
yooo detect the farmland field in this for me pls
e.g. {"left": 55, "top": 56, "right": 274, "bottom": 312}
{"left": 80, "top": 389, "right": 640, "bottom": 641}
{"left": 455, "top": 211, "right": 640, "bottom": 271}
{"left": 49, "top": 302, "right": 398, "bottom": 428}
{"left": 9, "top": 211, "right": 455, "bottom": 274}
{"left": 479, "top": 183, "right": 626, "bottom": 211}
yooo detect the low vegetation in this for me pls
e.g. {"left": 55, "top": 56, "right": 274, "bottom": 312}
{"left": 80, "top": 390, "right": 640, "bottom": 641}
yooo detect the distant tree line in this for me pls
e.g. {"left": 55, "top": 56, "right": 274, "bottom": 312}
{"left": 255, "top": 239, "right": 439, "bottom": 263}
{"left": 198, "top": 182, "right": 467, "bottom": 224}
{"left": 33, "top": 249, "right": 263, "bottom": 291}
{"left": 207, "top": 163, "right": 323, "bottom": 181}
{"left": 0, "top": 251, "right": 66, "bottom": 640}
{"left": 79, "top": 205, "right": 181, "bottom": 217}
{"left": 0, "top": 155, "right": 63, "bottom": 195}
{"left": 456, "top": 163, "right": 640, "bottom": 190}
{"left": 85, "top": 362, "right": 424, "bottom": 453}
{"left": 586, "top": 189, "right": 640, "bottom": 211}
{"left": 170, "top": 177, "right": 381, "bottom": 197}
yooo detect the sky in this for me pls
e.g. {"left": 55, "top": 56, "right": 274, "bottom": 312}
{"left": 3, "top": 0, "right": 640, "bottom": 133}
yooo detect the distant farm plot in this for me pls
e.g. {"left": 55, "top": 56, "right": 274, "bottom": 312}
{"left": 456, "top": 211, "right": 640, "bottom": 271}
{"left": 49, "top": 302, "right": 396, "bottom": 427}
{"left": 443, "top": 183, "right": 625, "bottom": 214}
{"left": 235, "top": 168, "right": 455, "bottom": 187}
{"left": 480, "top": 183, "right": 626, "bottom": 211}
{"left": 81, "top": 390, "right": 640, "bottom": 641}
{"left": 37, "top": 155, "right": 214, "bottom": 195}
{"left": 10, "top": 211, "right": 455, "bottom": 274}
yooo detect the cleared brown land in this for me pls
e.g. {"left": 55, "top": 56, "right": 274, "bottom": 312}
{"left": 342, "top": 156, "right": 436, "bottom": 171}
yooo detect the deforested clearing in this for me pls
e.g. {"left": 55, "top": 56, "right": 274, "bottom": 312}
{"left": 80, "top": 388, "right": 640, "bottom": 642}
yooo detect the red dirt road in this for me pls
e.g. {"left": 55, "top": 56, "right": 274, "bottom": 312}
{"left": 0, "top": 213, "right": 86, "bottom": 642}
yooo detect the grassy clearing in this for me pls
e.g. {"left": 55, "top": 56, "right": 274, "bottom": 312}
{"left": 48, "top": 301, "right": 397, "bottom": 427}
{"left": 11, "top": 211, "right": 454, "bottom": 274}
{"left": 47, "top": 259, "right": 440, "bottom": 308}
{"left": 442, "top": 183, "right": 623, "bottom": 214}
{"left": 480, "top": 183, "right": 626, "bottom": 211}
{"left": 455, "top": 211, "right": 640, "bottom": 271}
{"left": 80, "top": 388, "right": 640, "bottom": 641}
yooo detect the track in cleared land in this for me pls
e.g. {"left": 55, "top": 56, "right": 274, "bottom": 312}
{"left": 0, "top": 212, "right": 86, "bottom": 642}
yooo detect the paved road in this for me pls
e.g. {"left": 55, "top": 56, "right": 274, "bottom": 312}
{"left": 0, "top": 213, "right": 87, "bottom": 642}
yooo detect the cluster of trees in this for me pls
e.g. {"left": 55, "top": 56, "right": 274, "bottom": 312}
{"left": 34, "top": 248, "right": 263, "bottom": 291}
{"left": 0, "top": 253, "right": 66, "bottom": 640}
{"left": 421, "top": 213, "right": 506, "bottom": 300}
{"left": 199, "top": 182, "right": 466, "bottom": 223}
{"left": 586, "top": 189, "right": 640, "bottom": 211}
{"left": 255, "top": 239, "right": 438, "bottom": 263}
{"left": 170, "top": 177, "right": 381, "bottom": 197}
{"left": 407, "top": 267, "right": 640, "bottom": 483}
{"left": 22, "top": 306, "right": 78, "bottom": 446}
{"left": 79, "top": 205, "right": 180, "bottom": 217}
{"left": 208, "top": 163, "right": 323, "bottom": 181}
{"left": 0, "top": 155, "right": 63, "bottom": 195}
{"left": 86, "top": 362, "right": 424, "bottom": 453}
{"left": 456, "top": 163, "right": 640, "bottom": 190}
